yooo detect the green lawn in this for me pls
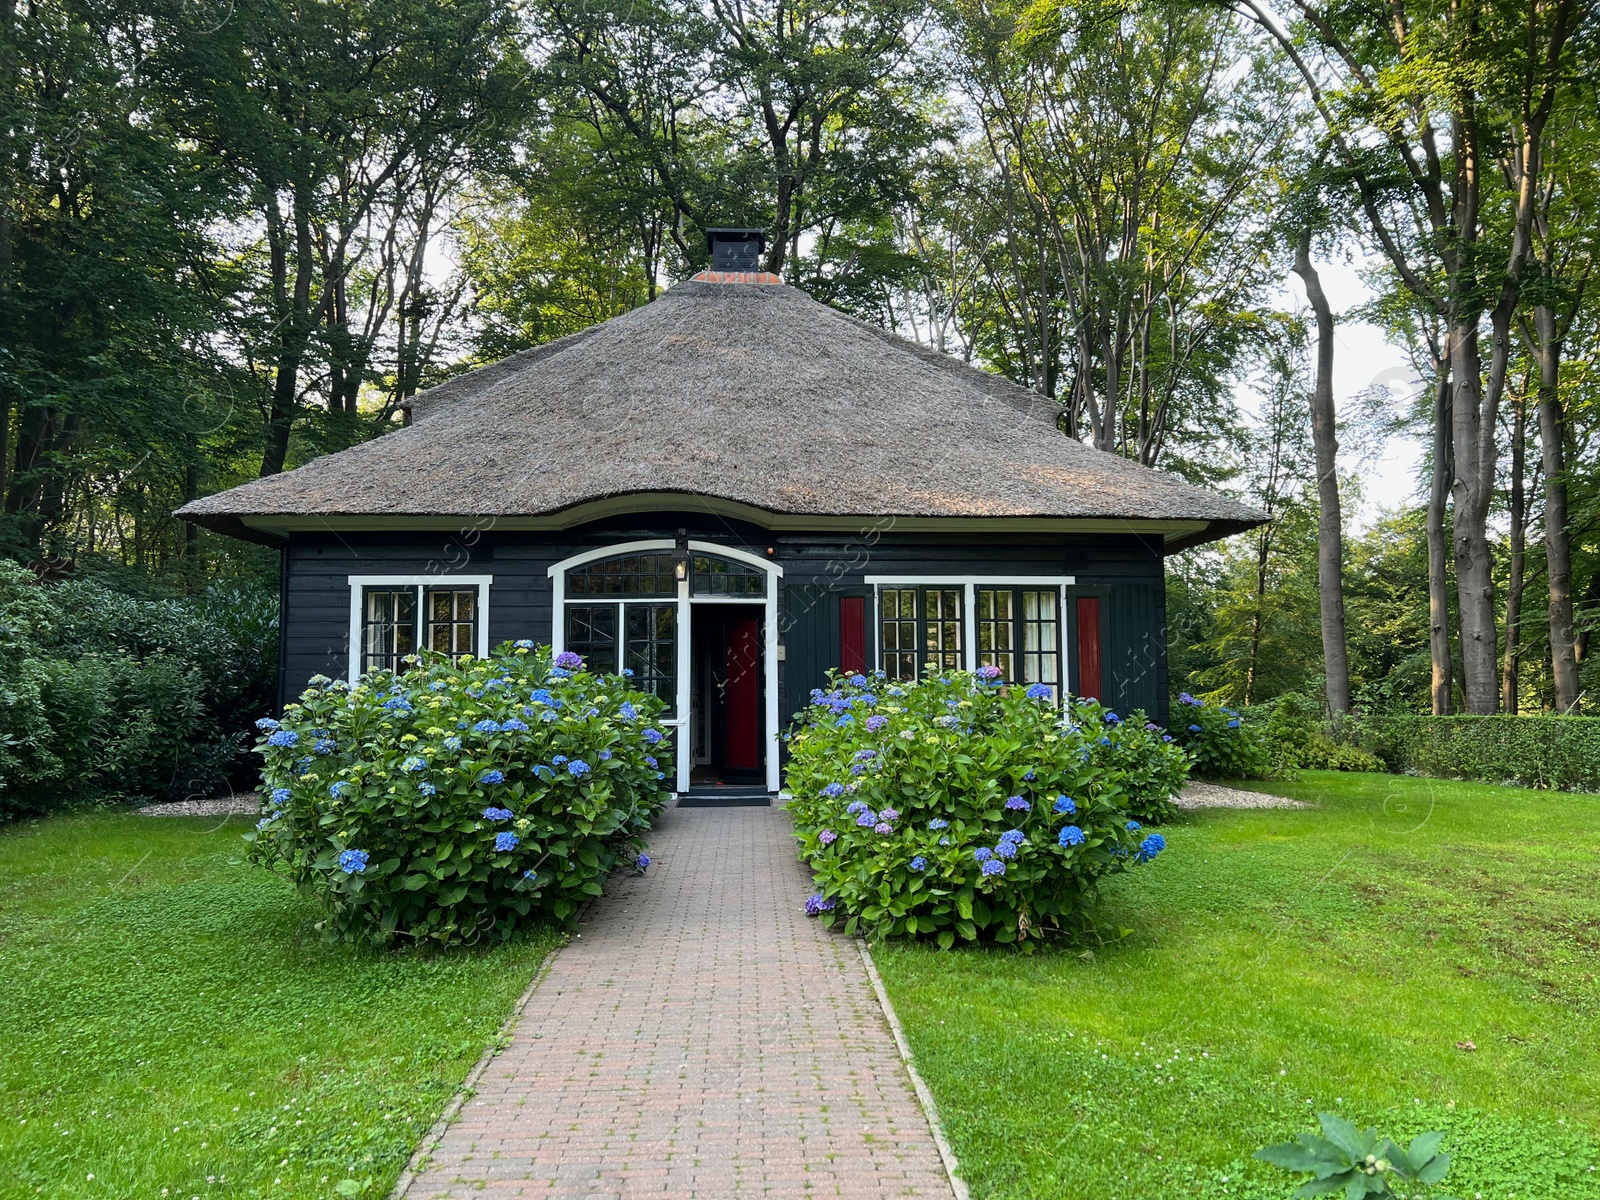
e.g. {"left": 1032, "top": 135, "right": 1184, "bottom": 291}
{"left": 0, "top": 812, "right": 556, "bottom": 1200}
{"left": 876, "top": 772, "right": 1600, "bottom": 1200}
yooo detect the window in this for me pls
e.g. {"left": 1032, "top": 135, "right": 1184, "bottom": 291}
{"left": 878, "top": 586, "right": 963, "bottom": 681}
{"left": 566, "top": 553, "right": 677, "bottom": 596}
{"left": 977, "top": 587, "right": 1059, "bottom": 692}
{"left": 691, "top": 553, "right": 766, "bottom": 597}
{"left": 350, "top": 577, "right": 490, "bottom": 677}
{"left": 625, "top": 604, "right": 677, "bottom": 705}
{"left": 565, "top": 604, "right": 619, "bottom": 675}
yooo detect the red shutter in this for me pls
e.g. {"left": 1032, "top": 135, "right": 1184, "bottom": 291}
{"left": 1076, "top": 597, "right": 1102, "bottom": 702}
{"left": 840, "top": 596, "right": 867, "bottom": 674}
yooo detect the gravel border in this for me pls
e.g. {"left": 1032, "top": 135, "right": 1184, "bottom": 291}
{"left": 134, "top": 793, "right": 261, "bottom": 817}
{"left": 1176, "top": 781, "right": 1308, "bottom": 810}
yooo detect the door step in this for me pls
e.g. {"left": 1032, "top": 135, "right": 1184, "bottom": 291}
{"left": 676, "top": 786, "right": 773, "bottom": 808}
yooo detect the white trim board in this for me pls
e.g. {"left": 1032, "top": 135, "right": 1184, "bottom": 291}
{"left": 346, "top": 574, "right": 494, "bottom": 681}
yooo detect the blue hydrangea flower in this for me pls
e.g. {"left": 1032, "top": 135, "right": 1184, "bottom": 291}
{"left": 313, "top": 738, "right": 336, "bottom": 755}
{"left": 548, "top": 667, "right": 571, "bottom": 679}
{"left": 850, "top": 763, "right": 868, "bottom": 776}
{"left": 846, "top": 799, "right": 868, "bottom": 814}
{"left": 270, "top": 787, "right": 291, "bottom": 806}
{"left": 482, "top": 806, "right": 513, "bottom": 821}
{"left": 643, "top": 755, "right": 657, "bottom": 769}
{"left": 824, "top": 783, "right": 847, "bottom": 799}
{"left": 866, "top": 714, "right": 889, "bottom": 732}
{"left": 529, "top": 688, "right": 556, "bottom": 707}
{"left": 418, "top": 782, "right": 437, "bottom": 795}
{"left": 939, "top": 837, "right": 950, "bottom": 846}
{"left": 880, "top": 808, "right": 900, "bottom": 822}
{"left": 1162, "top": 733, "right": 1174, "bottom": 743}
{"left": 1025, "top": 683, "right": 1054, "bottom": 701}
{"left": 994, "top": 840, "right": 1017, "bottom": 859}
{"left": 444, "top": 736, "right": 463, "bottom": 751}
{"left": 474, "top": 719, "right": 501, "bottom": 734}
{"left": 643, "top": 728, "right": 663, "bottom": 744}
{"left": 910, "top": 856, "right": 928, "bottom": 871}
{"left": 494, "top": 831, "right": 520, "bottom": 852}
{"left": 267, "top": 730, "right": 299, "bottom": 748}
{"left": 656, "top": 771, "right": 665, "bottom": 779}
{"left": 973, "top": 846, "right": 993, "bottom": 863}
{"left": 329, "top": 781, "right": 354, "bottom": 799}
{"left": 810, "top": 688, "right": 827, "bottom": 704}
{"left": 849, "top": 673, "right": 868, "bottom": 687}
{"left": 1004, "top": 796, "right": 1030, "bottom": 812}
{"left": 256, "top": 816, "right": 276, "bottom": 830}
{"left": 928, "top": 818, "right": 949, "bottom": 830}
{"left": 1188, "top": 724, "right": 1202, "bottom": 733}
{"left": 552, "top": 755, "right": 568, "bottom": 766}
{"left": 513, "top": 639, "right": 536, "bottom": 649}
{"left": 255, "top": 717, "right": 281, "bottom": 732}
{"left": 533, "top": 765, "right": 553, "bottom": 780}
{"left": 337, "top": 849, "right": 369, "bottom": 874}
{"left": 622, "top": 667, "right": 634, "bottom": 677}
{"left": 1126, "top": 820, "right": 1142, "bottom": 832}
{"left": 853, "top": 749, "right": 877, "bottom": 762}
{"left": 836, "top": 714, "right": 854, "bottom": 727}
{"left": 599, "top": 749, "right": 612, "bottom": 761}
{"left": 637, "top": 853, "right": 651, "bottom": 870}
{"left": 479, "top": 769, "right": 506, "bottom": 785}
{"left": 1228, "top": 718, "right": 1241, "bottom": 729}
{"left": 383, "top": 697, "right": 413, "bottom": 712}
{"left": 554, "top": 650, "right": 583, "bottom": 670}
{"left": 857, "top": 692, "right": 877, "bottom": 706}
{"left": 1103, "top": 711, "right": 1121, "bottom": 725}
{"left": 568, "top": 760, "right": 591, "bottom": 777}
{"left": 1179, "top": 692, "right": 1201, "bottom": 706}
{"left": 981, "top": 858, "right": 1006, "bottom": 877}
{"left": 999, "top": 829, "right": 1025, "bottom": 847}
{"left": 1053, "top": 795, "right": 1076, "bottom": 815}
{"left": 584, "top": 706, "right": 599, "bottom": 717}
{"left": 856, "top": 812, "right": 877, "bottom": 827}
{"left": 804, "top": 893, "right": 836, "bottom": 916}
{"left": 618, "top": 701, "right": 638, "bottom": 720}
{"left": 1137, "top": 833, "right": 1166, "bottom": 862}
{"left": 401, "top": 756, "right": 428, "bottom": 773}
{"left": 501, "top": 718, "right": 529, "bottom": 733}
{"left": 1058, "top": 825, "right": 1085, "bottom": 847}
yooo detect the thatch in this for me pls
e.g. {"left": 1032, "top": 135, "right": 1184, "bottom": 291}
{"left": 178, "top": 280, "right": 1265, "bottom": 547}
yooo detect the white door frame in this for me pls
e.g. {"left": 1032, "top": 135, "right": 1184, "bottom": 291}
{"left": 548, "top": 541, "right": 784, "bottom": 793}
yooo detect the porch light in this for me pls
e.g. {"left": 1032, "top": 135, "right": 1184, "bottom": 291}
{"left": 672, "top": 530, "right": 691, "bottom": 582}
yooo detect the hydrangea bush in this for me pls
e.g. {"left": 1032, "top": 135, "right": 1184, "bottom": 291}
{"left": 245, "top": 644, "right": 671, "bottom": 946}
{"left": 1169, "top": 691, "right": 1271, "bottom": 779}
{"left": 785, "top": 669, "right": 1189, "bottom": 946}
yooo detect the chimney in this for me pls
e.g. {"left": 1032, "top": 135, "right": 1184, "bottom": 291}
{"left": 705, "top": 227, "right": 766, "bottom": 271}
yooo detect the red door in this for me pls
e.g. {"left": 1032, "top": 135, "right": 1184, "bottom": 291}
{"left": 723, "top": 617, "right": 761, "bottom": 770}
{"left": 1076, "top": 597, "right": 1102, "bottom": 702}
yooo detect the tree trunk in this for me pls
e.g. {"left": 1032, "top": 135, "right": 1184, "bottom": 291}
{"left": 1502, "top": 393, "right": 1526, "bottom": 712}
{"left": 1426, "top": 369, "right": 1454, "bottom": 715}
{"left": 1534, "top": 303, "right": 1580, "bottom": 713}
{"left": 1292, "top": 237, "right": 1351, "bottom": 715}
{"left": 1448, "top": 323, "right": 1500, "bottom": 713}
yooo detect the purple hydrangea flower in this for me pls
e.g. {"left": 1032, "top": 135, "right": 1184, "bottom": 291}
{"left": 1179, "top": 692, "right": 1201, "bottom": 706}
{"left": 494, "top": 831, "right": 520, "bottom": 852}
{"left": 819, "top": 828, "right": 837, "bottom": 846}
{"left": 1004, "top": 796, "right": 1030, "bottom": 812}
{"left": 804, "top": 893, "right": 836, "bottom": 916}
{"left": 637, "top": 853, "right": 651, "bottom": 870}
{"left": 879, "top": 808, "right": 900, "bottom": 822}
{"left": 866, "top": 714, "right": 889, "bottom": 733}
{"left": 873, "top": 822, "right": 893, "bottom": 835}
{"left": 554, "top": 650, "right": 583, "bottom": 670}
{"left": 975, "top": 664, "right": 1003, "bottom": 681}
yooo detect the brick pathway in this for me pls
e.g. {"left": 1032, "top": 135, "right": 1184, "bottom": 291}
{"left": 400, "top": 803, "right": 955, "bottom": 1200}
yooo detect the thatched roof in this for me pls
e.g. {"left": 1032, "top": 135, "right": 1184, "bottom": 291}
{"left": 178, "top": 279, "right": 1265, "bottom": 550}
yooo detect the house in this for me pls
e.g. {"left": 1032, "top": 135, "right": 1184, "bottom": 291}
{"left": 177, "top": 230, "right": 1265, "bottom": 796}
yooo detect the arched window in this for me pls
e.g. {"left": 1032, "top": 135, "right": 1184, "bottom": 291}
{"left": 691, "top": 554, "right": 766, "bottom": 597}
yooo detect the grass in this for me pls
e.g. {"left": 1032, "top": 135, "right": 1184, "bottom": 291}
{"left": 0, "top": 812, "right": 556, "bottom": 1200}
{"left": 875, "top": 772, "right": 1600, "bottom": 1200}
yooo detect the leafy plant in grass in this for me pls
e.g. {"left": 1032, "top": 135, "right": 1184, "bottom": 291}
{"left": 1170, "top": 690, "right": 1271, "bottom": 778}
{"left": 1257, "top": 1113, "right": 1458, "bottom": 1198}
{"left": 1080, "top": 697, "right": 1191, "bottom": 822}
{"left": 785, "top": 669, "right": 1186, "bottom": 946}
{"left": 246, "top": 643, "right": 670, "bottom": 945}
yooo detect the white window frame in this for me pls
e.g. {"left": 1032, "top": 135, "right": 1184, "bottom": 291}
{"left": 862, "top": 574, "right": 1076, "bottom": 689}
{"left": 346, "top": 575, "right": 494, "bottom": 681}
{"left": 549, "top": 540, "right": 784, "bottom": 793}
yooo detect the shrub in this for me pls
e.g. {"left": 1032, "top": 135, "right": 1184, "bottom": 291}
{"left": 1079, "top": 698, "right": 1191, "bottom": 823}
{"left": 784, "top": 669, "right": 1187, "bottom": 946}
{"left": 1169, "top": 691, "right": 1270, "bottom": 779}
{"left": 1350, "top": 714, "right": 1600, "bottom": 793}
{"left": 1260, "top": 692, "right": 1384, "bottom": 776}
{"left": 246, "top": 644, "right": 671, "bottom": 945}
{"left": 0, "top": 560, "right": 277, "bottom": 817}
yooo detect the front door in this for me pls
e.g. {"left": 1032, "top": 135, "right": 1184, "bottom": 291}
{"left": 691, "top": 605, "right": 764, "bottom": 785}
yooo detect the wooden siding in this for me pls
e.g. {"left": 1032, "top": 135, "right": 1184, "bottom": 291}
{"left": 280, "top": 519, "right": 1169, "bottom": 726}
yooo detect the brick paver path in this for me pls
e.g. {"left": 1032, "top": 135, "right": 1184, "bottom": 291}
{"left": 401, "top": 803, "right": 955, "bottom": 1200}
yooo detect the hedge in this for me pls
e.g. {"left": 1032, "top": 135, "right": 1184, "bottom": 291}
{"left": 1350, "top": 714, "right": 1600, "bottom": 794}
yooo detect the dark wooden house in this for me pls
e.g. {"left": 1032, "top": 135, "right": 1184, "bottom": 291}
{"left": 179, "top": 231, "right": 1264, "bottom": 796}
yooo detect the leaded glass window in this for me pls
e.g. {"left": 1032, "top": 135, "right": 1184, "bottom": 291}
{"left": 565, "top": 553, "right": 677, "bottom": 596}
{"left": 880, "top": 588, "right": 919, "bottom": 681}
{"left": 923, "top": 589, "right": 963, "bottom": 671}
{"left": 976, "top": 589, "right": 1015, "bottom": 681}
{"left": 362, "top": 588, "right": 416, "bottom": 675}
{"left": 425, "top": 588, "right": 477, "bottom": 657}
{"left": 691, "top": 554, "right": 766, "bottom": 597}
{"left": 976, "top": 586, "right": 1060, "bottom": 693}
{"left": 565, "top": 605, "right": 619, "bottom": 675}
